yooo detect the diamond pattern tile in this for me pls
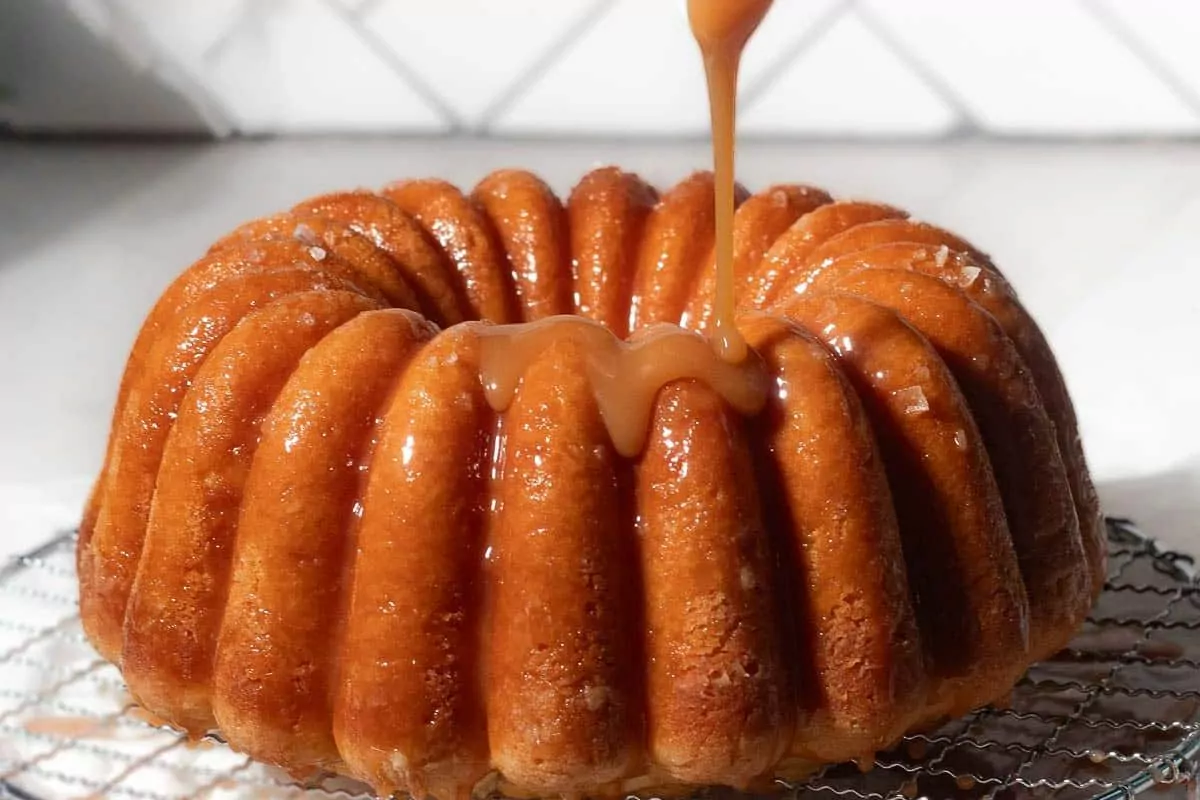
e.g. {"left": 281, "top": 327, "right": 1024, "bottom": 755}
{"left": 13, "top": 0, "right": 1200, "bottom": 135}
{"left": 490, "top": 0, "right": 708, "bottom": 135}
{"left": 491, "top": 0, "right": 835, "bottom": 135}
{"left": 736, "top": 0, "right": 847, "bottom": 92}
{"left": 741, "top": 8, "right": 960, "bottom": 136}
{"left": 363, "top": 0, "right": 599, "bottom": 127}
{"left": 862, "top": 0, "right": 1200, "bottom": 135}
{"left": 107, "top": 0, "right": 246, "bottom": 66}
{"left": 1097, "top": 0, "right": 1200, "bottom": 114}
{"left": 200, "top": 0, "right": 448, "bottom": 134}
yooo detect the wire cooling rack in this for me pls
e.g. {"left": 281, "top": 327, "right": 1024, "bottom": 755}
{"left": 0, "top": 519, "right": 1197, "bottom": 800}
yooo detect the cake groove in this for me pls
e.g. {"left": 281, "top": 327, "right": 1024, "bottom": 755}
{"left": 335, "top": 321, "right": 492, "bottom": 798}
{"left": 783, "top": 291, "right": 1029, "bottom": 720}
{"left": 472, "top": 170, "right": 572, "bottom": 322}
{"left": 79, "top": 168, "right": 1102, "bottom": 798}
{"left": 629, "top": 172, "right": 728, "bottom": 334}
{"left": 567, "top": 168, "right": 658, "bottom": 337}
{"left": 122, "top": 290, "right": 381, "bottom": 735}
{"left": 291, "top": 191, "right": 466, "bottom": 326}
{"left": 383, "top": 180, "right": 520, "bottom": 325}
{"left": 213, "top": 307, "right": 434, "bottom": 773}
{"left": 82, "top": 268, "right": 367, "bottom": 664}
{"left": 788, "top": 235, "right": 1104, "bottom": 592}
{"left": 830, "top": 268, "right": 1089, "bottom": 657}
{"left": 684, "top": 184, "right": 832, "bottom": 332}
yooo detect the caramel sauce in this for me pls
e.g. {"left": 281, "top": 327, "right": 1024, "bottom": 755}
{"left": 126, "top": 703, "right": 173, "bottom": 730}
{"left": 23, "top": 715, "right": 117, "bottom": 740}
{"left": 689, "top": 0, "right": 774, "bottom": 362}
{"left": 480, "top": 316, "right": 767, "bottom": 458}
{"left": 477, "top": 0, "right": 773, "bottom": 456}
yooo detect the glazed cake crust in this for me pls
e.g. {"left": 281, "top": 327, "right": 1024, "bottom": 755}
{"left": 78, "top": 168, "right": 1102, "bottom": 799}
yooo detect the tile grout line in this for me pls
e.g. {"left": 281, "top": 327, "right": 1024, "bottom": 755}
{"left": 476, "top": 0, "right": 619, "bottom": 134}
{"left": 1085, "top": 0, "right": 1200, "bottom": 123}
{"left": 353, "top": 0, "right": 387, "bottom": 21}
{"left": 199, "top": 0, "right": 253, "bottom": 65}
{"left": 319, "top": 0, "right": 465, "bottom": 132}
{"left": 852, "top": 2, "right": 981, "bottom": 136}
{"left": 96, "top": 0, "right": 238, "bottom": 137}
{"left": 737, "top": 0, "right": 855, "bottom": 117}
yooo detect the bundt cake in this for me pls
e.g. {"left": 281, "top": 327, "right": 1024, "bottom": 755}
{"left": 76, "top": 166, "right": 1104, "bottom": 798}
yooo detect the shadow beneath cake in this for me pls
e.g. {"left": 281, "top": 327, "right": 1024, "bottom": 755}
{"left": 1098, "top": 461, "right": 1200, "bottom": 556}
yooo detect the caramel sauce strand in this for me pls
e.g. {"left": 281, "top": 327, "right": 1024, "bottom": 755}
{"left": 706, "top": 51, "right": 742, "bottom": 363}
{"left": 689, "top": 0, "right": 774, "bottom": 363}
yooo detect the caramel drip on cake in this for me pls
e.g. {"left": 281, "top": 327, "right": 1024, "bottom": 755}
{"left": 479, "top": 316, "right": 767, "bottom": 458}
{"left": 475, "top": 0, "right": 775, "bottom": 456}
{"left": 689, "top": 0, "right": 774, "bottom": 363}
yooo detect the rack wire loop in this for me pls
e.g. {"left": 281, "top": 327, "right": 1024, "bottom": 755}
{"left": 0, "top": 519, "right": 1197, "bottom": 799}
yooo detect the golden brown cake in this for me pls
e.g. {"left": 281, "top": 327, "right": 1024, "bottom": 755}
{"left": 77, "top": 168, "right": 1103, "bottom": 799}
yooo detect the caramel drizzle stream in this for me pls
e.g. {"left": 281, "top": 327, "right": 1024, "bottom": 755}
{"left": 690, "top": 0, "right": 774, "bottom": 363}
{"left": 477, "top": 0, "right": 774, "bottom": 457}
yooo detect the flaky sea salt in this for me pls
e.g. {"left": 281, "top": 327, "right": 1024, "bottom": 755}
{"left": 953, "top": 428, "right": 968, "bottom": 451}
{"left": 957, "top": 265, "right": 982, "bottom": 288}
{"left": 583, "top": 684, "right": 610, "bottom": 710}
{"left": 740, "top": 566, "right": 757, "bottom": 590}
{"left": 292, "top": 222, "right": 319, "bottom": 245}
{"left": 894, "top": 385, "right": 930, "bottom": 416}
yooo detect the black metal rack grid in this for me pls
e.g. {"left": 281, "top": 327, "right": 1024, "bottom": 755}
{"left": 0, "top": 518, "right": 1196, "bottom": 800}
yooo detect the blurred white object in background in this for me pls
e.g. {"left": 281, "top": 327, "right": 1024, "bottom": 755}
{"left": 0, "top": 0, "right": 228, "bottom": 133}
{"left": 4, "top": 0, "right": 1200, "bottom": 137}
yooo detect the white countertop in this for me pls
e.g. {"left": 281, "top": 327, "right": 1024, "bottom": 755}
{"left": 1, "top": 137, "right": 1197, "bottom": 559}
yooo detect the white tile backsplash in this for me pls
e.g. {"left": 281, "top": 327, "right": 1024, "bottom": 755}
{"left": 741, "top": 8, "right": 961, "bottom": 136}
{"left": 863, "top": 0, "right": 1199, "bottom": 135}
{"left": 203, "top": 0, "right": 449, "bottom": 133}
{"left": 493, "top": 0, "right": 710, "bottom": 135}
{"left": 1096, "top": 0, "right": 1200, "bottom": 113}
{"left": 364, "top": 0, "right": 600, "bottom": 127}
{"left": 107, "top": 0, "right": 245, "bottom": 65}
{"left": 735, "top": 0, "right": 847, "bottom": 91}
{"left": 7, "top": 0, "right": 1200, "bottom": 137}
